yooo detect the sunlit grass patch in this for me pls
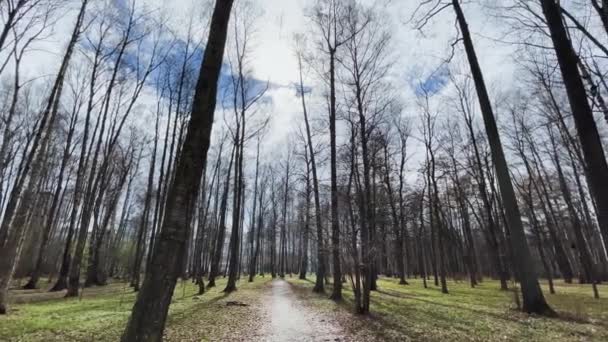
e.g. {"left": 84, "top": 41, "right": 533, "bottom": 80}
{"left": 288, "top": 276, "right": 608, "bottom": 341}
{"left": 0, "top": 276, "right": 272, "bottom": 342}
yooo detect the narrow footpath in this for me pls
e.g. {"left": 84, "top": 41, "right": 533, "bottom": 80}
{"left": 260, "top": 279, "right": 345, "bottom": 342}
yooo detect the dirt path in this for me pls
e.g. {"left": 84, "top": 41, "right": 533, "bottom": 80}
{"left": 260, "top": 279, "right": 344, "bottom": 342}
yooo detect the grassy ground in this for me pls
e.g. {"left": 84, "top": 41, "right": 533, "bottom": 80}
{"left": 287, "top": 276, "right": 608, "bottom": 341}
{"left": 0, "top": 277, "right": 272, "bottom": 342}
{"left": 2, "top": 275, "right": 606, "bottom": 341}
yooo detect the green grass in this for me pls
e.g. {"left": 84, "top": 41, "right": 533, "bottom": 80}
{"left": 0, "top": 277, "right": 272, "bottom": 341}
{"left": 287, "top": 276, "right": 608, "bottom": 341}
{"left": 2, "top": 275, "right": 606, "bottom": 341}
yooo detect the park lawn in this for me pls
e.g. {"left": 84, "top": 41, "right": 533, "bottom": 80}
{"left": 2, "top": 274, "right": 606, "bottom": 341}
{"left": 287, "top": 276, "right": 608, "bottom": 341}
{"left": 0, "top": 277, "right": 272, "bottom": 342}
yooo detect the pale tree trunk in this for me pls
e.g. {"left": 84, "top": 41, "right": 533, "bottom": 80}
{"left": 51, "top": 11, "right": 103, "bottom": 292}
{"left": 0, "top": 0, "right": 88, "bottom": 313}
{"left": 0, "top": 50, "right": 24, "bottom": 244}
{"left": 67, "top": 11, "right": 135, "bottom": 297}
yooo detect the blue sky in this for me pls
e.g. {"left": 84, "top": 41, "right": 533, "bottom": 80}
{"left": 16, "top": 0, "right": 526, "bottom": 166}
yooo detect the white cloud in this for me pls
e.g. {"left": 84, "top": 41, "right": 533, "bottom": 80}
{"left": 10, "top": 0, "right": 544, "bottom": 175}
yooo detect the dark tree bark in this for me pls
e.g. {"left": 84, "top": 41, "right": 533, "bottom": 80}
{"left": 513, "top": 120, "right": 574, "bottom": 284}
{"left": 522, "top": 181, "right": 555, "bottom": 295}
{"left": 396, "top": 123, "right": 411, "bottom": 284}
{"left": 422, "top": 113, "right": 448, "bottom": 294}
{"left": 130, "top": 116, "right": 160, "bottom": 292}
{"left": 194, "top": 139, "right": 222, "bottom": 294}
{"left": 547, "top": 127, "right": 599, "bottom": 298}
{"left": 456, "top": 80, "right": 508, "bottom": 291}
{"left": 247, "top": 139, "right": 261, "bottom": 282}
{"left": 299, "top": 143, "right": 311, "bottom": 280}
{"left": 208, "top": 146, "right": 235, "bottom": 288}
{"left": 453, "top": 0, "right": 553, "bottom": 315}
{"left": 249, "top": 165, "right": 265, "bottom": 282}
{"left": 296, "top": 52, "right": 325, "bottom": 292}
{"left": 541, "top": 0, "right": 608, "bottom": 263}
{"left": 121, "top": 1, "right": 234, "bottom": 339}
{"left": 327, "top": 34, "right": 342, "bottom": 302}
{"left": 381, "top": 139, "right": 407, "bottom": 286}
{"left": 270, "top": 175, "right": 278, "bottom": 278}
{"left": 448, "top": 146, "right": 478, "bottom": 288}
{"left": 591, "top": 0, "right": 608, "bottom": 37}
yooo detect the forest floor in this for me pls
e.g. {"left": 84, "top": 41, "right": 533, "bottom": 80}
{"left": 288, "top": 277, "right": 608, "bottom": 341}
{"left": 0, "top": 276, "right": 607, "bottom": 341}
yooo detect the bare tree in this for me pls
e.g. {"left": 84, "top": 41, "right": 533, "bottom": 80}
{"left": 121, "top": 0, "right": 234, "bottom": 339}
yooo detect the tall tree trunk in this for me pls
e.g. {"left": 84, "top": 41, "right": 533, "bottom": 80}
{"left": 548, "top": 128, "right": 599, "bottom": 298}
{"left": 297, "top": 54, "right": 325, "bottom": 293}
{"left": 121, "top": 1, "right": 234, "bottom": 339}
{"left": 248, "top": 140, "right": 261, "bottom": 282}
{"left": 328, "top": 47, "right": 342, "bottom": 301}
{"left": 522, "top": 182, "right": 555, "bottom": 295}
{"left": 223, "top": 129, "right": 244, "bottom": 292}
{"left": 67, "top": 12, "right": 134, "bottom": 297}
{"left": 453, "top": 0, "right": 553, "bottom": 315}
{"left": 426, "top": 137, "right": 448, "bottom": 294}
{"left": 23, "top": 95, "right": 79, "bottom": 290}
{"left": 279, "top": 156, "right": 291, "bottom": 279}
{"left": 451, "top": 156, "right": 478, "bottom": 287}
{"left": 208, "top": 145, "right": 235, "bottom": 288}
{"left": 130, "top": 115, "right": 159, "bottom": 291}
{"left": 300, "top": 147, "right": 311, "bottom": 280}
{"left": 541, "top": 0, "right": 608, "bottom": 261}
{"left": 382, "top": 143, "right": 407, "bottom": 285}
{"left": 462, "top": 101, "right": 508, "bottom": 290}
{"left": 0, "top": 0, "right": 88, "bottom": 313}
{"left": 516, "top": 132, "right": 574, "bottom": 284}
{"left": 357, "top": 84, "right": 373, "bottom": 314}
{"left": 270, "top": 179, "right": 277, "bottom": 278}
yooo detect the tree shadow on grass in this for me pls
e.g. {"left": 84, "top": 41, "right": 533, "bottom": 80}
{"left": 167, "top": 291, "right": 231, "bottom": 323}
{"left": 288, "top": 278, "right": 608, "bottom": 341}
{"left": 376, "top": 287, "right": 607, "bottom": 330}
{"left": 375, "top": 288, "right": 530, "bottom": 324}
